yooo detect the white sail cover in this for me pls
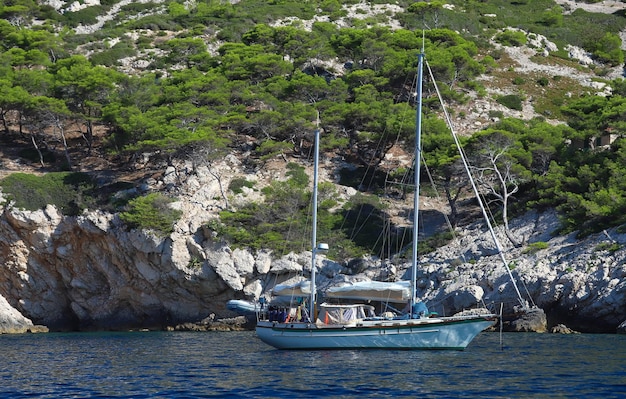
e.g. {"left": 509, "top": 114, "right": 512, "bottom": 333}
{"left": 272, "top": 280, "right": 311, "bottom": 297}
{"left": 326, "top": 281, "right": 411, "bottom": 303}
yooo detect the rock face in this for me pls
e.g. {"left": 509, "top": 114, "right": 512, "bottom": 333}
{"left": 412, "top": 210, "right": 626, "bottom": 333}
{"left": 0, "top": 158, "right": 625, "bottom": 333}
{"left": 507, "top": 307, "right": 548, "bottom": 333}
{"left": 0, "top": 202, "right": 262, "bottom": 331}
{"left": 0, "top": 293, "right": 48, "bottom": 334}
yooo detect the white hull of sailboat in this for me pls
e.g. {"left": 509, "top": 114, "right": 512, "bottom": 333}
{"left": 256, "top": 315, "right": 496, "bottom": 350}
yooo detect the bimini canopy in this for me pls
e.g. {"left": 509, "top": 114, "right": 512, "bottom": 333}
{"left": 272, "top": 280, "right": 311, "bottom": 297}
{"left": 326, "top": 281, "right": 411, "bottom": 303}
{"left": 317, "top": 303, "right": 375, "bottom": 325}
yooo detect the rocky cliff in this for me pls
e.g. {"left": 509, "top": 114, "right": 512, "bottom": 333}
{"left": 0, "top": 157, "right": 624, "bottom": 333}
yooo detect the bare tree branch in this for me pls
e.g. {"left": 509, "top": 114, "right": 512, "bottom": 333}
{"left": 469, "top": 133, "right": 522, "bottom": 246}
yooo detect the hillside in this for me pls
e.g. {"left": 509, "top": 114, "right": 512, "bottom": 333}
{"left": 0, "top": 1, "right": 626, "bottom": 333}
{"left": 1, "top": 1, "right": 625, "bottom": 240}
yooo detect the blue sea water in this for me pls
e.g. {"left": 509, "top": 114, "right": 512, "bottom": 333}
{"left": 0, "top": 331, "right": 624, "bottom": 398}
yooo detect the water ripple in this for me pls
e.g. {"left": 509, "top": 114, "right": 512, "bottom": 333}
{"left": 0, "top": 331, "right": 624, "bottom": 398}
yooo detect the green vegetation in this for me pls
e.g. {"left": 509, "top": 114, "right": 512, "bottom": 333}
{"left": 228, "top": 178, "right": 255, "bottom": 195}
{"left": 1, "top": 0, "right": 625, "bottom": 255}
{"left": 495, "top": 30, "right": 528, "bottom": 47}
{"left": 496, "top": 94, "right": 524, "bottom": 111}
{"left": 437, "top": 0, "right": 626, "bottom": 53}
{"left": 119, "top": 193, "right": 182, "bottom": 235}
{"left": 595, "top": 242, "right": 621, "bottom": 253}
{"left": 209, "top": 164, "right": 316, "bottom": 254}
{"left": 0, "top": 172, "right": 96, "bottom": 216}
{"left": 536, "top": 94, "right": 626, "bottom": 235}
{"left": 523, "top": 241, "right": 549, "bottom": 254}
{"left": 209, "top": 165, "right": 410, "bottom": 261}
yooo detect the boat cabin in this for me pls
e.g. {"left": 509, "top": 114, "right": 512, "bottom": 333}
{"left": 317, "top": 303, "right": 375, "bottom": 325}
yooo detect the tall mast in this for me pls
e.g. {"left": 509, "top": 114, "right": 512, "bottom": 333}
{"left": 410, "top": 51, "right": 425, "bottom": 317}
{"left": 309, "top": 116, "right": 321, "bottom": 322}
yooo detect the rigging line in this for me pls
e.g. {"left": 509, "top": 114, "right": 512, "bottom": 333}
{"left": 346, "top": 202, "right": 377, "bottom": 241}
{"left": 267, "top": 129, "right": 317, "bottom": 259}
{"left": 499, "top": 302, "right": 504, "bottom": 351}
{"left": 419, "top": 150, "right": 471, "bottom": 263}
{"left": 395, "top": 71, "right": 420, "bottom": 190}
{"left": 424, "top": 59, "right": 527, "bottom": 310}
{"left": 346, "top": 61, "right": 421, "bottom": 253}
{"left": 518, "top": 271, "right": 537, "bottom": 307}
{"left": 380, "top": 217, "right": 394, "bottom": 261}
{"left": 471, "top": 182, "right": 532, "bottom": 305}
{"left": 340, "top": 190, "right": 375, "bottom": 242}
{"left": 381, "top": 223, "right": 390, "bottom": 261}
{"left": 274, "top": 129, "right": 317, "bottom": 288}
{"left": 388, "top": 82, "right": 421, "bottom": 259}
{"left": 421, "top": 151, "right": 459, "bottom": 243}
{"left": 338, "top": 113, "right": 393, "bottom": 239}
{"left": 369, "top": 219, "right": 386, "bottom": 258}
{"left": 472, "top": 173, "right": 504, "bottom": 238}
{"left": 262, "top": 140, "right": 314, "bottom": 288}
{"left": 299, "top": 141, "right": 315, "bottom": 254}
{"left": 343, "top": 65, "right": 417, "bottom": 243}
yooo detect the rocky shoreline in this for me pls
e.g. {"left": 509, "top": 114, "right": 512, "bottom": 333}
{"left": 1, "top": 145, "right": 625, "bottom": 335}
{"left": 0, "top": 203, "right": 626, "bottom": 333}
{"left": 0, "top": 189, "right": 624, "bottom": 334}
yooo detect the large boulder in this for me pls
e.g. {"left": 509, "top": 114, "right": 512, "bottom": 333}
{"left": 551, "top": 324, "right": 579, "bottom": 334}
{"left": 507, "top": 307, "right": 547, "bottom": 333}
{"left": 0, "top": 294, "right": 48, "bottom": 334}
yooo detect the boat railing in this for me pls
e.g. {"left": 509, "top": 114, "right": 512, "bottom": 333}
{"left": 258, "top": 305, "right": 311, "bottom": 323}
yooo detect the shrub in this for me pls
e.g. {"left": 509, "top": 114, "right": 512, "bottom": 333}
{"left": 523, "top": 241, "right": 549, "bottom": 254}
{"left": 538, "top": 7, "right": 563, "bottom": 27}
{"left": 90, "top": 44, "right": 137, "bottom": 66}
{"left": 135, "top": 35, "right": 153, "bottom": 50}
{"left": 495, "top": 30, "right": 527, "bottom": 47}
{"left": 496, "top": 94, "right": 524, "bottom": 111}
{"left": 255, "top": 139, "right": 292, "bottom": 161}
{"left": 490, "top": 48, "right": 505, "bottom": 60}
{"left": 0, "top": 172, "right": 96, "bottom": 216}
{"left": 488, "top": 110, "right": 504, "bottom": 119}
{"left": 61, "top": 5, "right": 106, "bottom": 27}
{"left": 208, "top": 164, "right": 373, "bottom": 260}
{"left": 125, "top": 14, "right": 180, "bottom": 31}
{"left": 595, "top": 242, "right": 620, "bottom": 253}
{"left": 449, "top": 258, "right": 464, "bottom": 268}
{"left": 229, "top": 178, "right": 255, "bottom": 194}
{"left": 419, "top": 232, "right": 455, "bottom": 254}
{"left": 119, "top": 193, "right": 182, "bottom": 234}
{"left": 285, "top": 162, "right": 308, "bottom": 188}
{"left": 590, "top": 32, "right": 625, "bottom": 66}
{"left": 481, "top": 55, "right": 497, "bottom": 66}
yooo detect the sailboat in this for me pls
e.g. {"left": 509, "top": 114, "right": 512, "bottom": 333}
{"left": 255, "top": 51, "right": 500, "bottom": 350}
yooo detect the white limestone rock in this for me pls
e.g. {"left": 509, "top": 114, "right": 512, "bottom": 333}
{"left": 269, "top": 253, "right": 304, "bottom": 274}
{"left": 254, "top": 250, "right": 272, "bottom": 275}
{"left": 0, "top": 294, "right": 47, "bottom": 334}
{"left": 206, "top": 246, "right": 243, "bottom": 291}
